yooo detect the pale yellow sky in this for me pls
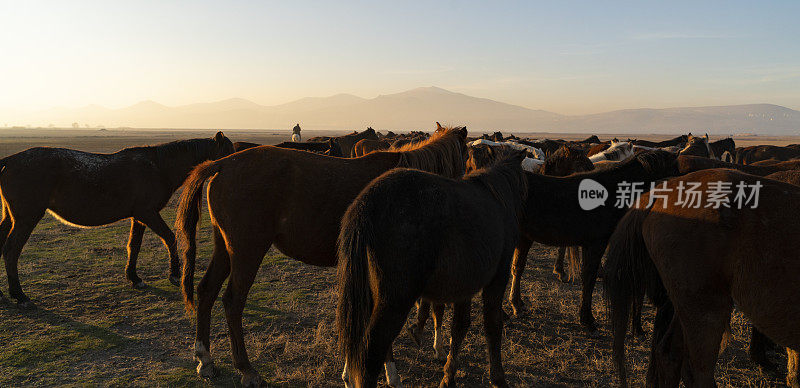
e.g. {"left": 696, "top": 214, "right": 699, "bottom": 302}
{"left": 2, "top": 1, "right": 799, "bottom": 115}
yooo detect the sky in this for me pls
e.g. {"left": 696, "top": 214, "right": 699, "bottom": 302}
{"left": 2, "top": 0, "right": 800, "bottom": 115}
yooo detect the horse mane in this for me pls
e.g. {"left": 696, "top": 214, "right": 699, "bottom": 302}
{"left": 632, "top": 150, "right": 678, "bottom": 174}
{"left": 464, "top": 148, "right": 528, "bottom": 215}
{"left": 394, "top": 127, "right": 467, "bottom": 178}
{"left": 341, "top": 127, "right": 375, "bottom": 140}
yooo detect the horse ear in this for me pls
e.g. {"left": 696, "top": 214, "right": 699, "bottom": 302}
{"left": 214, "top": 131, "right": 225, "bottom": 142}
{"left": 512, "top": 149, "right": 528, "bottom": 164}
{"left": 459, "top": 127, "right": 468, "bottom": 138}
{"left": 436, "top": 122, "right": 443, "bottom": 131}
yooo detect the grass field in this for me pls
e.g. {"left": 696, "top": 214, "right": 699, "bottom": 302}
{"left": 0, "top": 130, "right": 790, "bottom": 386}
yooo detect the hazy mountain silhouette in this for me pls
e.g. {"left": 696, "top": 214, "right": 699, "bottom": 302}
{"left": 8, "top": 86, "right": 800, "bottom": 134}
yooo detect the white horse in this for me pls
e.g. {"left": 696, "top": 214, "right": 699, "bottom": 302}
{"left": 291, "top": 123, "right": 302, "bottom": 142}
{"left": 589, "top": 141, "right": 633, "bottom": 163}
{"left": 468, "top": 139, "right": 545, "bottom": 172}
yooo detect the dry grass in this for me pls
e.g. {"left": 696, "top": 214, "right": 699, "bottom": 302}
{"left": 0, "top": 131, "right": 790, "bottom": 386}
{"left": 0, "top": 201, "right": 786, "bottom": 387}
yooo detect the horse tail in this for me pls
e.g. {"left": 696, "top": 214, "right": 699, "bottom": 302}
{"left": 565, "top": 246, "right": 581, "bottom": 282}
{"left": 336, "top": 205, "right": 375, "bottom": 386}
{"left": 175, "top": 159, "right": 221, "bottom": 314}
{"left": 603, "top": 206, "right": 662, "bottom": 386}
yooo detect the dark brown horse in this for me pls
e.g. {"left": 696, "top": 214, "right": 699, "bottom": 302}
{"left": 678, "top": 134, "right": 715, "bottom": 158}
{"left": 605, "top": 169, "right": 800, "bottom": 387}
{"left": 337, "top": 149, "right": 528, "bottom": 388}
{"left": 232, "top": 141, "right": 260, "bottom": 152}
{"left": 576, "top": 135, "right": 601, "bottom": 145}
{"left": 678, "top": 154, "right": 800, "bottom": 176}
{"left": 709, "top": 137, "right": 735, "bottom": 160}
{"left": 406, "top": 143, "right": 591, "bottom": 357}
{"left": 633, "top": 134, "right": 688, "bottom": 148}
{"left": 352, "top": 138, "right": 390, "bottom": 157}
{"left": 176, "top": 127, "right": 467, "bottom": 386}
{"left": 234, "top": 139, "right": 343, "bottom": 156}
{"left": 541, "top": 146, "right": 596, "bottom": 283}
{"left": 736, "top": 144, "right": 800, "bottom": 165}
{"left": 0, "top": 132, "right": 234, "bottom": 306}
{"left": 341, "top": 128, "right": 379, "bottom": 157}
{"left": 508, "top": 151, "right": 679, "bottom": 333}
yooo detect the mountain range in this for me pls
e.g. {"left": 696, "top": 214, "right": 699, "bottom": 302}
{"left": 4, "top": 87, "right": 799, "bottom": 135}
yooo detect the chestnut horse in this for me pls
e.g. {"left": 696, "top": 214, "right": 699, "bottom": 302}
{"left": 605, "top": 168, "right": 800, "bottom": 387}
{"left": 176, "top": 127, "right": 467, "bottom": 386}
{"left": 337, "top": 149, "right": 528, "bottom": 388}
{"left": 0, "top": 132, "right": 234, "bottom": 306}
{"left": 352, "top": 138, "right": 391, "bottom": 157}
{"left": 508, "top": 151, "right": 679, "bottom": 333}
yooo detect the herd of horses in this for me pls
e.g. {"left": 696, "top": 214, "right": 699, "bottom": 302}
{"left": 1, "top": 125, "right": 800, "bottom": 387}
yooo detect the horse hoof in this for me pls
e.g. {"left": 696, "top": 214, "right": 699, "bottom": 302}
{"left": 16, "top": 300, "right": 35, "bottom": 309}
{"left": 196, "top": 360, "right": 217, "bottom": 378}
{"left": 405, "top": 325, "right": 422, "bottom": 347}
{"left": 240, "top": 371, "right": 263, "bottom": 387}
{"left": 168, "top": 275, "right": 181, "bottom": 286}
{"left": 438, "top": 377, "right": 454, "bottom": 388}
{"left": 132, "top": 281, "right": 147, "bottom": 289}
{"left": 752, "top": 356, "right": 778, "bottom": 374}
{"left": 491, "top": 380, "right": 510, "bottom": 388}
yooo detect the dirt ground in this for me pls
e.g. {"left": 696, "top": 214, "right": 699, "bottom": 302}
{"left": 0, "top": 129, "right": 791, "bottom": 386}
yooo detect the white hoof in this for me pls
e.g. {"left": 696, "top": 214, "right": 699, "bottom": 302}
{"left": 385, "top": 361, "right": 403, "bottom": 387}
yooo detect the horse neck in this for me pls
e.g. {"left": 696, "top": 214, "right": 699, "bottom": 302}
{"left": 394, "top": 138, "right": 464, "bottom": 178}
{"left": 152, "top": 144, "right": 216, "bottom": 191}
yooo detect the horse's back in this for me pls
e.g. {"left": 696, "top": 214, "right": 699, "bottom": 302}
{"left": 206, "top": 146, "right": 399, "bottom": 266}
{"left": 346, "top": 169, "right": 514, "bottom": 300}
{"left": 637, "top": 169, "right": 800, "bottom": 347}
{"left": 0, "top": 147, "right": 158, "bottom": 224}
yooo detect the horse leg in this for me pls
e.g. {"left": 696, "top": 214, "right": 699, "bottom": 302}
{"left": 787, "top": 348, "right": 800, "bottom": 388}
{"left": 749, "top": 326, "right": 777, "bottom": 371}
{"left": 0, "top": 208, "right": 10, "bottom": 302}
{"left": 482, "top": 262, "right": 511, "bottom": 388}
{"left": 677, "top": 300, "right": 731, "bottom": 387}
{"left": 222, "top": 248, "right": 266, "bottom": 387}
{"left": 648, "top": 306, "right": 683, "bottom": 388}
{"left": 137, "top": 212, "right": 181, "bottom": 285}
{"left": 359, "top": 301, "right": 414, "bottom": 388}
{"left": 125, "top": 219, "right": 146, "bottom": 288}
{"left": 578, "top": 243, "right": 604, "bottom": 333}
{"left": 3, "top": 214, "right": 41, "bottom": 308}
{"left": 406, "top": 299, "right": 431, "bottom": 347}
{"left": 553, "top": 246, "right": 567, "bottom": 282}
{"left": 440, "top": 301, "right": 471, "bottom": 388}
{"left": 193, "top": 228, "right": 231, "bottom": 378}
{"left": 631, "top": 289, "right": 645, "bottom": 337}
{"left": 383, "top": 345, "right": 402, "bottom": 387}
{"left": 432, "top": 302, "right": 446, "bottom": 360}
{"left": 508, "top": 236, "right": 533, "bottom": 316}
